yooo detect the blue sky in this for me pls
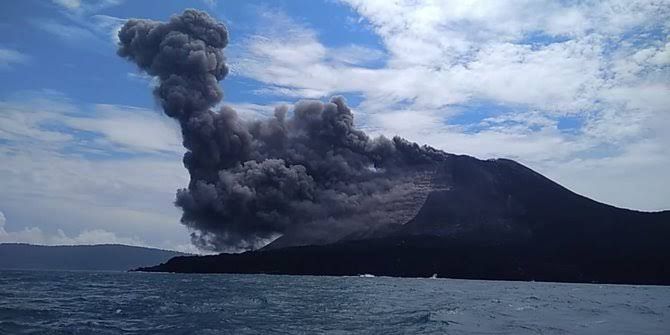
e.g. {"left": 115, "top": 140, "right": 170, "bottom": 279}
{"left": 1, "top": 0, "right": 669, "bottom": 251}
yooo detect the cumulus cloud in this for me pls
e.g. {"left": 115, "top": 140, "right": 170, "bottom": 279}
{"left": 0, "top": 90, "right": 192, "bottom": 250}
{"left": 0, "top": 210, "right": 145, "bottom": 247}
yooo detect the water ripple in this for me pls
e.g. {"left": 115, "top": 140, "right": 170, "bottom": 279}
{"left": 0, "top": 270, "right": 669, "bottom": 334}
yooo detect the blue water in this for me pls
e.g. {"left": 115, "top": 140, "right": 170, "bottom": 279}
{"left": 1, "top": 270, "right": 668, "bottom": 334}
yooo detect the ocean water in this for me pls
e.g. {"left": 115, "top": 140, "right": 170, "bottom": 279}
{"left": 0, "top": 270, "right": 668, "bottom": 334}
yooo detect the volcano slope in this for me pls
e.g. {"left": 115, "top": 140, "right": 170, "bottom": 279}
{"left": 137, "top": 154, "right": 670, "bottom": 285}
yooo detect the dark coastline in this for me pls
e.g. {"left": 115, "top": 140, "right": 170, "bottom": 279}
{"left": 134, "top": 234, "right": 670, "bottom": 286}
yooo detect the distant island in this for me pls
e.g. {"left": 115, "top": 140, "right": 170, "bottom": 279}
{"left": 136, "top": 155, "right": 670, "bottom": 285}
{"left": 0, "top": 243, "right": 186, "bottom": 271}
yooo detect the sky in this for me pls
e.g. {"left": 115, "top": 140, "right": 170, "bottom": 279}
{"left": 0, "top": 0, "right": 668, "bottom": 252}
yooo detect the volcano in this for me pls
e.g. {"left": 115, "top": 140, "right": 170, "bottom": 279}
{"left": 117, "top": 10, "right": 669, "bottom": 284}
{"left": 136, "top": 154, "right": 670, "bottom": 285}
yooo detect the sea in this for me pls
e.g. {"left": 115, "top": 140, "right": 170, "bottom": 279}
{"left": 0, "top": 270, "right": 668, "bottom": 334}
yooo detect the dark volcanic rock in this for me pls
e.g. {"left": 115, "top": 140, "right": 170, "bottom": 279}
{"left": 402, "top": 156, "right": 670, "bottom": 245}
{"left": 137, "top": 155, "right": 670, "bottom": 285}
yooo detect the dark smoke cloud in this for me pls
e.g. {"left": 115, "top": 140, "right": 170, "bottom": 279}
{"left": 118, "top": 9, "right": 448, "bottom": 251}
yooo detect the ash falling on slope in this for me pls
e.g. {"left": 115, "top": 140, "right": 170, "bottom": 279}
{"left": 117, "top": 9, "right": 448, "bottom": 251}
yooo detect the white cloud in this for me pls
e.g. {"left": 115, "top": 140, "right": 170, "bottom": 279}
{"left": 90, "top": 14, "right": 126, "bottom": 44}
{"left": 32, "top": 19, "right": 98, "bottom": 44}
{"left": 0, "top": 91, "right": 196, "bottom": 250}
{"left": 37, "top": 3, "right": 126, "bottom": 50}
{"left": 462, "top": 38, "right": 604, "bottom": 111}
{"left": 202, "top": 0, "right": 217, "bottom": 8}
{"left": 63, "top": 104, "right": 183, "bottom": 154}
{"left": 329, "top": 44, "right": 386, "bottom": 66}
{"left": 51, "top": 0, "right": 124, "bottom": 14}
{"left": 0, "top": 48, "right": 29, "bottom": 69}
{"left": 542, "top": 139, "right": 670, "bottom": 211}
{"left": 0, "top": 209, "right": 146, "bottom": 247}
{"left": 0, "top": 206, "right": 209, "bottom": 253}
{"left": 234, "top": 5, "right": 610, "bottom": 111}
{"left": 366, "top": 109, "right": 444, "bottom": 134}
{"left": 52, "top": 0, "right": 81, "bottom": 10}
{"left": 232, "top": 10, "right": 388, "bottom": 99}
{"left": 0, "top": 146, "right": 189, "bottom": 237}
{"left": 0, "top": 91, "right": 183, "bottom": 154}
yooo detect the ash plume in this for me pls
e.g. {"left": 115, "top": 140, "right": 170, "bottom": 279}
{"left": 117, "top": 9, "right": 448, "bottom": 251}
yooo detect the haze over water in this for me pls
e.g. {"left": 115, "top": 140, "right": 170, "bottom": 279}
{"left": 1, "top": 270, "right": 668, "bottom": 334}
